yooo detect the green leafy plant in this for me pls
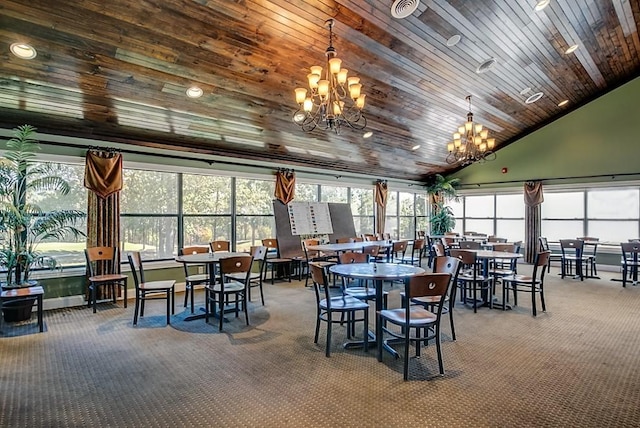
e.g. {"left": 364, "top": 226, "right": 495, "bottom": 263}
{"left": 425, "top": 174, "right": 460, "bottom": 235}
{"left": 430, "top": 202, "right": 456, "bottom": 235}
{"left": 0, "top": 125, "right": 85, "bottom": 285}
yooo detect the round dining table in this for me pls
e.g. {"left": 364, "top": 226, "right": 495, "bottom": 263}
{"left": 329, "top": 262, "right": 425, "bottom": 361}
{"left": 175, "top": 251, "right": 251, "bottom": 321}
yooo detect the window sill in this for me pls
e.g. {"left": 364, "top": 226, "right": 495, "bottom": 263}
{"left": 22, "top": 259, "right": 182, "bottom": 281}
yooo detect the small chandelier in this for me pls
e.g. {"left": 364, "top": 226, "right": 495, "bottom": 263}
{"left": 446, "top": 95, "right": 496, "bottom": 165}
{"left": 293, "top": 19, "right": 367, "bottom": 134}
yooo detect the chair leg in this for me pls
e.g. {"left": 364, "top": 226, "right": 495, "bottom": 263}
{"left": 314, "top": 310, "right": 321, "bottom": 344}
{"left": 326, "top": 315, "right": 332, "bottom": 357}
{"left": 403, "top": 331, "right": 411, "bottom": 381}
{"left": 219, "top": 292, "right": 224, "bottom": 332}
{"left": 363, "top": 309, "right": 369, "bottom": 353}
{"left": 140, "top": 297, "right": 145, "bottom": 317}
{"left": 91, "top": 284, "right": 97, "bottom": 314}
{"left": 133, "top": 294, "right": 140, "bottom": 325}
{"left": 184, "top": 284, "right": 189, "bottom": 308}
{"left": 244, "top": 292, "right": 250, "bottom": 326}
{"left": 123, "top": 282, "right": 127, "bottom": 308}
{"left": 259, "top": 281, "right": 265, "bottom": 306}
{"left": 531, "top": 286, "right": 537, "bottom": 317}
{"left": 449, "top": 306, "right": 456, "bottom": 341}
{"left": 540, "top": 286, "right": 546, "bottom": 312}
{"left": 435, "top": 324, "right": 444, "bottom": 375}
{"left": 190, "top": 285, "right": 195, "bottom": 314}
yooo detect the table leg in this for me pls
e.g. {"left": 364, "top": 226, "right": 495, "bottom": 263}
{"left": 37, "top": 294, "right": 43, "bottom": 332}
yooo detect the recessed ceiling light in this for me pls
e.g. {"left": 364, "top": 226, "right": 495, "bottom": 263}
{"left": 525, "top": 92, "right": 544, "bottom": 104}
{"left": 476, "top": 58, "right": 497, "bottom": 74}
{"left": 565, "top": 44, "right": 579, "bottom": 54}
{"left": 446, "top": 35, "right": 461, "bottom": 47}
{"left": 535, "top": 0, "right": 550, "bottom": 12}
{"left": 186, "top": 86, "right": 203, "bottom": 98}
{"left": 411, "top": 145, "right": 421, "bottom": 151}
{"left": 363, "top": 131, "right": 373, "bottom": 139}
{"left": 558, "top": 99, "right": 569, "bottom": 107}
{"left": 10, "top": 43, "right": 37, "bottom": 59}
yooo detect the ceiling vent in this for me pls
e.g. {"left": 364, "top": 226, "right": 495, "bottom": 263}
{"left": 391, "top": 0, "right": 420, "bottom": 19}
{"left": 476, "top": 58, "right": 497, "bottom": 74}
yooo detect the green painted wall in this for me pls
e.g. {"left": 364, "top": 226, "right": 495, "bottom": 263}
{"left": 452, "top": 76, "right": 640, "bottom": 188}
{"left": 39, "top": 266, "right": 185, "bottom": 300}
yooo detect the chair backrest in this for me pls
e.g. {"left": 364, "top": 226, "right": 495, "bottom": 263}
{"left": 301, "top": 239, "right": 319, "bottom": 260}
{"left": 336, "top": 237, "right": 351, "bottom": 243}
{"left": 531, "top": 251, "right": 551, "bottom": 283}
{"left": 393, "top": 240, "right": 408, "bottom": 253}
{"left": 85, "top": 246, "right": 119, "bottom": 277}
{"left": 560, "top": 239, "right": 584, "bottom": 257}
{"left": 364, "top": 234, "right": 377, "bottom": 242}
{"left": 178, "top": 246, "right": 210, "bottom": 277}
{"left": 621, "top": 242, "right": 640, "bottom": 265}
{"left": 539, "top": 236, "right": 550, "bottom": 252}
{"left": 362, "top": 245, "right": 380, "bottom": 257}
{"left": 310, "top": 263, "right": 331, "bottom": 308}
{"left": 350, "top": 237, "right": 364, "bottom": 243}
{"left": 339, "top": 251, "right": 369, "bottom": 264}
{"left": 406, "top": 273, "right": 451, "bottom": 316}
{"left": 433, "top": 256, "right": 461, "bottom": 303}
{"left": 416, "top": 230, "right": 426, "bottom": 239}
{"left": 181, "top": 246, "right": 209, "bottom": 255}
{"left": 442, "top": 237, "right": 456, "bottom": 247}
{"left": 492, "top": 243, "right": 516, "bottom": 253}
{"left": 448, "top": 249, "right": 479, "bottom": 275}
{"left": 127, "top": 251, "right": 144, "bottom": 288}
{"left": 219, "top": 256, "right": 253, "bottom": 286}
{"left": 413, "top": 238, "right": 426, "bottom": 250}
{"left": 262, "top": 239, "right": 280, "bottom": 257}
{"left": 458, "top": 240, "right": 480, "bottom": 250}
{"left": 250, "top": 245, "right": 268, "bottom": 262}
{"left": 210, "top": 240, "right": 230, "bottom": 252}
{"left": 578, "top": 237, "right": 599, "bottom": 242}
{"left": 433, "top": 243, "right": 446, "bottom": 257}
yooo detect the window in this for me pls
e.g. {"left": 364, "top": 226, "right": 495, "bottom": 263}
{"left": 351, "top": 187, "right": 374, "bottom": 236}
{"left": 236, "top": 178, "right": 275, "bottom": 251}
{"left": 464, "top": 195, "right": 495, "bottom": 235}
{"left": 26, "top": 162, "right": 87, "bottom": 267}
{"left": 321, "top": 185, "right": 348, "bottom": 203}
{"left": 295, "top": 183, "right": 318, "bottom": 202}
{"left": 398, "top": 192, "right": 415, "bottom": 239}
{"left": 183, "top": 174, "right": 232, "bottom": 249}
{"left": 121, "top": 169, "right": 178, "bottom": 260}
{"left": 496, "top": 194, "right": 524, "bottom": 242}
{"left": 385, "top": 191, "right": 398, "bottom": 238}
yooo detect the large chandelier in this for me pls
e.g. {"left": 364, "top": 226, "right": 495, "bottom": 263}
{"left": 293, "top": 19, "right": 367, "bottom": 134}
{"left": 446, "top": 95, "right": 496, "bottom": 165}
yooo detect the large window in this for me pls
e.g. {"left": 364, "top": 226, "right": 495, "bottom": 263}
{"left": 236, "top": 178, "right": 275, "bottom": 252}
{"left": 20, "top": 158, "right": 432, "bottom": 267}
{"left": 351, "top": 187, "right": 374, "bottom": 236}
{"left": 26, "top": 162, "right": 87, "bottom": 267}
{"left": 182, "top": 174, "right": 232, "bottom": 247}
{"left": 121, "top": 169, "right": 178, "bottom": 260}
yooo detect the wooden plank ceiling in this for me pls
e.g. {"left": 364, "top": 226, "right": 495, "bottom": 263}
{"left": 0, "top": 0, "right": 639, "bottom": 181}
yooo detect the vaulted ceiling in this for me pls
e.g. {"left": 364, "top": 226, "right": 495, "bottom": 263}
{"left": 1, "top": 0, "right": 639, "bottom": 181}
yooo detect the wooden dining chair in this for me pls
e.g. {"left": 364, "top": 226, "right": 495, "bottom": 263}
{"left": 127, "top": 251, "right": 175, "bottom": 326}
{"left": 84, "top": 247, "right": 128, "bottom": 314}
{"left": 205, "top": 255, "right": 253, "bottom": 331}
{"left": 178, "top": 245, "right": 210, "bottom": 314}
{"left": 310, "top": 263, "right": 369, "bottom": 357}
{"left": 378, "top": 272, "right": 451, "bottom": 380}
{"left": 501, "top": 251, "right": 550, "bottom": 316}
{"left": 261, "top": 239, "right": 293, "bottom": 283}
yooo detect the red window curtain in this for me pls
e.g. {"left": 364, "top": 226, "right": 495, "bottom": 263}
{"left": 84, "top": 150, "right": 123, "bottom": 300}
{"left": 524, "top": 181, "right": 544, "bottom": 263}
{"left": 375, "top": 180, "right": 388, "bottom": 235}
{"left": 274, "top": 169, "right": 296, "bottom": 205}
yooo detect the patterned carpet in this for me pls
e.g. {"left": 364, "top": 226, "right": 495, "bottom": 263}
{"left": 1, "top": 265, "right": 639, "bottom": 427}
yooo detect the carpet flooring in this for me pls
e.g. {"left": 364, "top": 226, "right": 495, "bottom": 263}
{"left": 1, "top": 265, "right": 640, "bottom": 427}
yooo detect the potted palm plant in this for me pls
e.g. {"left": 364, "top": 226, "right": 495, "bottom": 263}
{"left": 425, "top": 174, "right": 460, "bottom": 235}
{"left": 0, "top": 125, "right": 85, "bottom": 321}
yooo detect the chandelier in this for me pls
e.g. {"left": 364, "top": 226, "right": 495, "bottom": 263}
{"left": 446, "top": 95, "right": 496, "bottom": 165}
{"left": 293, "top": 19, "right": 367, "bottom": 134}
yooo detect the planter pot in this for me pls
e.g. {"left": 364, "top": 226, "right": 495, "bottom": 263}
{"left": 1, "top": 281, "right": 39, "bottom": 323}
